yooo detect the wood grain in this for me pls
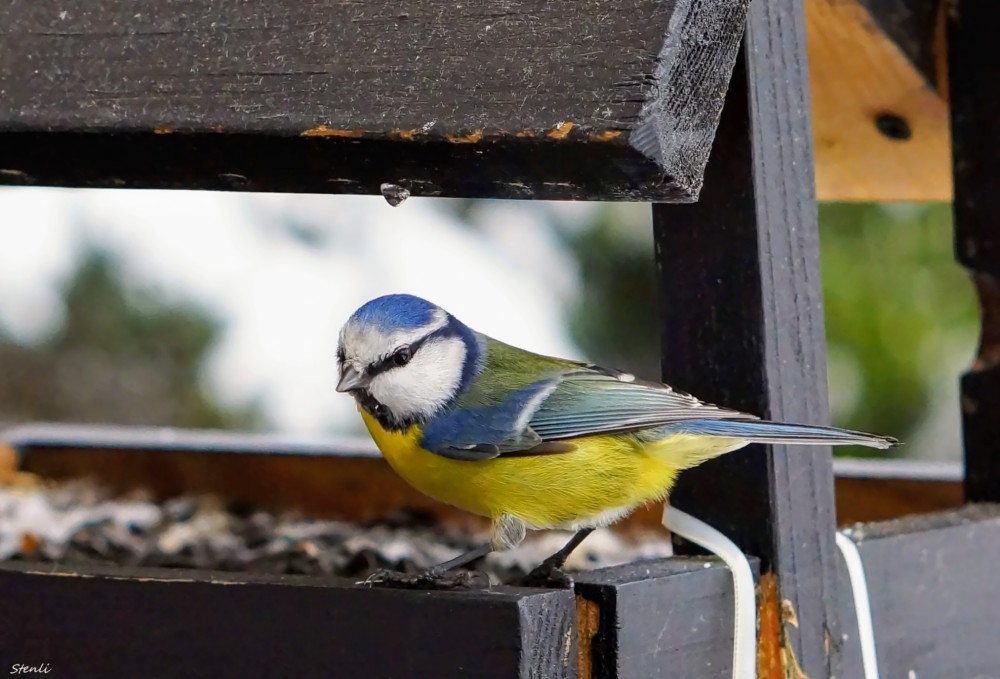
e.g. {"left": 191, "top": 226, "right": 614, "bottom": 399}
{"left": 0, "top": 561, "right": 576, "bottom": 679}
{"left": 839, "top": 505, "right": 1000, "bottom": 677}
{"left": 574, "top": 558, "right": 754, "bottom": 679}
{"left": 807, "top": 0, "right": 951, "bottom": 201}
{"left": 0, "top": 0, "right": 750, "bottom": 201}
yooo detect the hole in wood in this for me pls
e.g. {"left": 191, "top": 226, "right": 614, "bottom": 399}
{"left": 874, "top": 113, "right": 913, "bottom": 141}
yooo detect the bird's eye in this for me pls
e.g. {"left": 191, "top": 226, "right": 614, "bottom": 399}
{"left": 336, "top": 347, "right": 346, "bottom": 364}
{"left": 392, "top": 346, "right": 413, "bottom": 367}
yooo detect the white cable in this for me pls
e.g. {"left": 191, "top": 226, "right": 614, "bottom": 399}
{"left": 662, "top": 504, "right": 757, "bottom": 679}
{"left": 835, "top": 531, "right": 880, "bottom": 679}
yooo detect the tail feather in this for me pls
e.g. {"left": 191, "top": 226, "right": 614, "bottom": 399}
{"left": 670, "top": 419, "right": 898, "bottom": 450}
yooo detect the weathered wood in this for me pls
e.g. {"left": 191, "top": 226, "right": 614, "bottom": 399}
{"left": 0, "top": 0, "right": 750, "bottom": 201}
{"left": 948, "top": 0, "right": 1000, "bottom": 503}
{"left": 653, "top": 2, "right": 842, "bottom": 675}
{"left": 0, "top": 562, "right": 577, "bottom": 679}
{"left": 574, "top": 558, "right": 755, "bottom": 679}
{"left": 806, "top": 0, "right": 951, "bottom": 201}
{"left": 839, "top": 505, "right": 1000, "bottom": 677}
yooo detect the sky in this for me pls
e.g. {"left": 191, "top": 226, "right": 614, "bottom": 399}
{"left": 0, "top": 187, "right": 598, "bottom": 434}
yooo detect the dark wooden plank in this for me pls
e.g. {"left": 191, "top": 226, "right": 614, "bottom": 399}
{"left": 652, "top": 1, "right": 841, "bottom": 675}
{"left": 0, "top": 0, "right": 749, "bottom": 201}
{"left": 838, "top": 505, "right": 1000, "bottom": 677}
{"left": 574, "top": 557, "right": 756, "bottom": 679}
{"left": 948, "top": 0, "right": 1000, "bottom": 503}
{"left": 0, "top": 562, "right": 576, "bottom": 679}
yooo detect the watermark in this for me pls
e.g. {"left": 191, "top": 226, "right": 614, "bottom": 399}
{"left": 10, "top": 664, "right": 52, "bottom": 675}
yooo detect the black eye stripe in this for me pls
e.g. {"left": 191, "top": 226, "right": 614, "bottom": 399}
{"left": 367, "top": 334, "right": 429, "bottom": 376}
{"left": 369, "top": 351, "right": 406, "bottom": 376}
{"left": 363, "top": 323, "right": 456, "bottom": 378}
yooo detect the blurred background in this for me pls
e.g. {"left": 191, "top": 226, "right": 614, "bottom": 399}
{"left": 0, "top": 188, "right": 974, "bottom": 461}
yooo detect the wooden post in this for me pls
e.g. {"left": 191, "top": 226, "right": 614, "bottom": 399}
{"left": 652, "top": 0, "right": 841, "bottom": 674}
{"left": 575, "top": 558, "right": 757, "bottom": 678}
{"left": 949, "top": 0, "right": 1000, "bottom": 503}
{"left": 838, "top": 505, "right": 1000, "bottom": 676}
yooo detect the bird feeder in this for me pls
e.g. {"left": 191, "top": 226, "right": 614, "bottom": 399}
{"left": 1, "top": 0, "right": 998, "bottom": 676}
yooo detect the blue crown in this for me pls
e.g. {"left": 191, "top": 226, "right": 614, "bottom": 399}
{"left": 350, "top": 294, "right": 440, "bottom": 331}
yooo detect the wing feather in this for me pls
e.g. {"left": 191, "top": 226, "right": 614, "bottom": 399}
{"left": 419, "top": 365, "right": 755, "bottom": 460}
{"left": 527, "top": 370, "right": 756, "bottom": 440}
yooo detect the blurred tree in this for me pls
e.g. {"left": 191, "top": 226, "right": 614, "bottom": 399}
{"left": 820, "top": 203, "right": 976, "bottom": 450}
{"left": 0, "top": 248, "right": 263, "bottom": 430}
{"left": 562, "top": 210, "right": 661, "bottom": 380}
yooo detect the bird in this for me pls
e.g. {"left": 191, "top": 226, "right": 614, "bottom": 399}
{"left": 336, "top": 293, "right": 896, "bottom": 586}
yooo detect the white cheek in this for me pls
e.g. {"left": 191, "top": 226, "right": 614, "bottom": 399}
{"left": 368, "top": 338, "right": 466, "bottom": 419}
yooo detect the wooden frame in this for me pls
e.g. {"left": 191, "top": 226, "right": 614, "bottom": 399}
{"left": 0, "top": 0, "right": 750, "bottom": 201}
{"left": 1, "top": 562, "right": 579, "bottom": 679}
{"left": 1, "top": 0, "right": 999, "bottom": 676}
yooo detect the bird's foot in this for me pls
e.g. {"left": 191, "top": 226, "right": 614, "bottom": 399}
{"left": 508, "top": 563, "right": 575, "bottom": 589}
{"left": 358, "top": 568, "right": 488, "bottom": 591}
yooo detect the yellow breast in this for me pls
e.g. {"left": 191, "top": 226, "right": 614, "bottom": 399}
{"left": 359, "top": 409, "right": 734, "bottom": 530}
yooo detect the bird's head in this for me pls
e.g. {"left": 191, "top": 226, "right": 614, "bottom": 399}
{"left": 336, "top": 294, "right": 482, "bottom": 429}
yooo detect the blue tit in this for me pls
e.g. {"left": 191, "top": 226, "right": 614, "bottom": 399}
{"left": 336, "top": 294, "right": 895, "bottom": 583}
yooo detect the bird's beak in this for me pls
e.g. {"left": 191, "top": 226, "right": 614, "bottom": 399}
{"left": 336, "top": 365, "right": 370, "bottom": 393}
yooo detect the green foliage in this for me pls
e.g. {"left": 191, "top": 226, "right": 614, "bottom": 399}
{"left": 0, "top": 248, "right": 263, "bottom": 430}
{"left": 562, "top": 209, "right": 660, "bottom": 380}
{"left": 558, "top": 202, "right": 976, "bottom": 456}
{"left": 820, "top": 203, "right": 976, "bottom": 448}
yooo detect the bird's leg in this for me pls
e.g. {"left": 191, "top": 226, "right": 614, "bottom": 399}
{"left": 426, "top": 542, "right": 494, "bottom": 577}
{"left": 514, "top": 527, "right": 595, "bottom": 588}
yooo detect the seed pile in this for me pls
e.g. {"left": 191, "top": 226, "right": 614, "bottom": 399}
{"left": 0, "top": 480, "right": 671, "bottom": 583}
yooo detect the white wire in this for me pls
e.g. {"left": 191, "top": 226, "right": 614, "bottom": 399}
{"left": 662, "top": 504, "right": 757, "bottom": 679}
{"left": 835, "top": 531, "right": 880, "bottom": 679}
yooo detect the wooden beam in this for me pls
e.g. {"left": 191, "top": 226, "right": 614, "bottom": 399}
{"left": 0, "top": 0, "right": 750, "bottom": 202}
{"left": 653, "top": 0, "right": 842, "bottom": 674}
{"left": 806, "top": 0, "right": 951, "bottom": 202}
{"left": 0, "top": 562, "right": 577, "bottom": 679}
{"left": 839, "top": 505, "right": 1000, "bottom": 676}
{"left": 574, "top": 558, "right": 754, "bottom": 679}
{"left": 833, "top": 458, "right": 962, "bottom": 524}
{"left": 949, "top": 0, "right": 1000, "bottom": 503}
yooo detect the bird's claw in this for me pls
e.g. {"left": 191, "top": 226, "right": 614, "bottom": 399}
{"left": 358, "top": 568, "right": 488, "bottom": 590}
{"left": 509, "top": 563, "right": 575, "bottom": 589}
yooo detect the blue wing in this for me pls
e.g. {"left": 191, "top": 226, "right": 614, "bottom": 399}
{"left": 419, "top": 366, "right": 895, "bottom": 460}
{"left": 527, "top": 369, "right": 756, "bottom": 440}
{"left": 420, "top": 378, "right": 567, "bottom": 460}
{"left": 419, "top": 367, "right": 752, "bottom": 460}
